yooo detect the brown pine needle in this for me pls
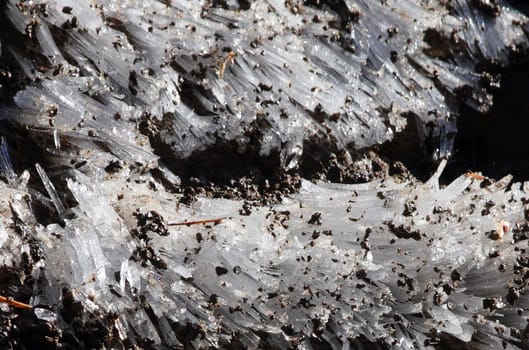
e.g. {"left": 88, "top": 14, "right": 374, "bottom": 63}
{"left": 0, "top": 295, "right": 32, "bottom": 309}
{"left": 168, "top": 217, "right": 226, "bottom": 227}
{"left": 217, "top": 51, "right": 236, "bottom": 79}
{"left": 465, "top": 171, "right": 485, "bottom": 181}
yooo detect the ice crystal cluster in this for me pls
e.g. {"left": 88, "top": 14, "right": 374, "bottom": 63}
{"left": 0, "top": 0, "right": 529, "bottom": 349}
{"left": 2, "top": 0, "right": 528, "bottom": 165}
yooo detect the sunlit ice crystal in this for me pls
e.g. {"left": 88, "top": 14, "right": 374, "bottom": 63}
{"left": 19, "top": 155, "right": 529, "bottom": 349}
{"left": 1, "top": 0, "right": 527, "bottom": 164}
{"left": 0, "top": 0, "right": 529, "bottom": 349}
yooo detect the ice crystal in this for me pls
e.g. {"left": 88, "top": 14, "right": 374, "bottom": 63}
{"left": 2, "top": 0, "right": 528, "bottom": 165}
{"left": 7, "top": 155, "right": 528, "bottom": 349}
{"left": 1, "top": 0, "right": 529, "bottom": 349}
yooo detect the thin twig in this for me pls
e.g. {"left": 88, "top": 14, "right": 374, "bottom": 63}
{"left": 0, "top": 295, "right": 32, "bottom": 309}
{"left": 168, "top": 217, "right": 226, "bottom": 226}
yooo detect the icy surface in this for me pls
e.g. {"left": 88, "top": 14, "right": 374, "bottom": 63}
{"left": 1, "top": 0, "right": 529, "bottom": 349}
{"left": 2, "top": 0, "right": 528, "bottom": 166}
{"left": 0, "top": 151, "right": 527, "bottom": 348}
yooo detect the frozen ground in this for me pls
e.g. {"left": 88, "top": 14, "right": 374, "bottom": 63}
{"left": 1, "top": 0, "right": 529, "bottom": 349}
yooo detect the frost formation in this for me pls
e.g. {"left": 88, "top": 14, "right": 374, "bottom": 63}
{"left": 0, "top": 0, "right": 529, "bottom": 349}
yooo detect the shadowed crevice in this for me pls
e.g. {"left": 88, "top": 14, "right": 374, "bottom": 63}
{"left": 444, "top": 57, "right": 529, "bottom": 183}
